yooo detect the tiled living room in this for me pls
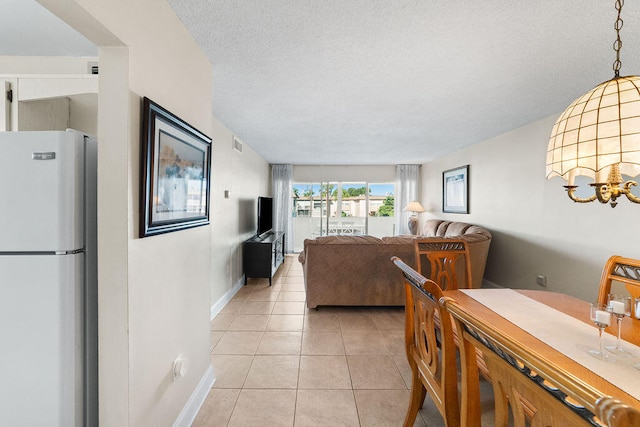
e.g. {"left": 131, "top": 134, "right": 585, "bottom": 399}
{"left": 195, "top": 254, "right": 447, "bottom": 426}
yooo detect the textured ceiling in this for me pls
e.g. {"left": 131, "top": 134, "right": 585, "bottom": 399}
{"left": 166, "top": 0, "right": 640, "bottom": 165}
{"left": 4, "top": 1, "right": 640, "bottom": 166}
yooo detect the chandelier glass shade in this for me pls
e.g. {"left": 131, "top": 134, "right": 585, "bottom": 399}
{"left": 546, "top": 75, "right": 640, "bottom": 182}
{"left": 546, "top": 0, "right": 640, "bottom": 207}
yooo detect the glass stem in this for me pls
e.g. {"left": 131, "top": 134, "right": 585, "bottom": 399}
{"left": 616, "top": 316, "right": 623, "bottom": 349}
{"left": 599, "top": 326, "right": 605, "bottom": 355}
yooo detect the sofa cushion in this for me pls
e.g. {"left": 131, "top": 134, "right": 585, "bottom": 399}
{"left": 310, "top": 235, "right": 384, "bottom": 244}
{"left": 381, "top": 236, "right": 416, "bottom": 245}
{"left": 463, "top": 225, "right": 492, "bottom": 241}
{"left": 422, "top": 219, "right": 444, "bottom": 237}
{"left": 443, "top": 222, "right": 469, "bottom": 237}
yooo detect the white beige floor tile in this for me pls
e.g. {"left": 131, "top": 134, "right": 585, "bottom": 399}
{"left": 210, "top": 314, "right": 235, "bottom": 331}
{"left": 194, "top": 263, "right": 496, "bottom": 426}
{"left": 272, "top": 301, "right": 306, "bottom": 315}
{"left": 227, "top": 314, "right": 270, "bottom": 331}
{"left": 347, "top": 355, "right": 407, "bottom": 389}
{"left": 298, "top": 355, "right": 352, "bottom": 389}
{"left": 301, "top": 331, "right": 345, "bottom": 355}
{"left": 218, "top": 301, "right": 245, "bottom": 315}
{"left": 243, "top": 355, "right": 300, "bottom": 389}
{"left": 391, "top": 354, "right": 413, "bottom": 389}
{"left": 338, "top": 314, "right": 378, "bottom": 332}
{"left": 304, "top": 313, "right": 341, "bottom": 332}
{"left": 191, "top": 388, "right": 240, "bottom": 427}
{"left": 256, "top": 332, "right": 302, "bottom": 355}
{"left": 211, "top": 331, "right": 263, "bottom": 355}
{"left": 230, "top": 286, "right": 253, "bottom": 301}
{"left": 286, "top": 269, "right": 304, "bottom": 277}
{"left": 240, "top": 301, "right": 276, "bottom": 314}
{"left": 247, "top": 287, "right": 281, "bottom": 301}
{"left": 354, "top": 389, "right": 427, "bottom": 427}
{"left": 295, "top": 389, "right": 360, "bottom": 427}
{"left": 380, "top": 330, "right": 405, "bottom": 355}
{"left": 369, "top": 310, "right": 405, "bottom": 331}
{"left": 277, "top": 291, "right": 306, "bottom": 302}
{"left": 280, "top": 282, "right": 306, "bottom": 291}
{"left": 210, "top": 355, "right": 253, "bottom": 388}
{"left": 209, "top": 331, "right": 224, "bottom": 352}
{"left": 228, "top": 389, "right": 297, "bottom": 427}
{"left": 265, "top": 314, "right": 304, "bottom": 332}
{"left": 342, "top": 331, "right": 390, "bottom": 355}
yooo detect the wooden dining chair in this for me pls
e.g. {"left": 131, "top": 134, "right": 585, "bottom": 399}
{"left": 444, "top": 297, "right": 617, "bottom": 427}
{"left": 597, "top": 255, "right": 640, "bottom": 308}
{"left": 391, "top": 256, "right": 460, "bottom": 427}
{"left": 414, "top": 238, "right": 490, "bottom": 380}
{"left": 595, "top": 396, "right": 640, "bottom": 427}
{"left": 414, "top": 238, "right": 472, "bottom": 291}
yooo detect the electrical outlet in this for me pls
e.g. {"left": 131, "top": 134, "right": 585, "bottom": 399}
{"left": 536, "top": 275, "right": 547, "bottom": 287}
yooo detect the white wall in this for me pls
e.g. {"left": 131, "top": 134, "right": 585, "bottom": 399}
{"left": 421, "top": 114, "right": 640, "bottom": 302}
{"left": 33, "top": 0, "right": 269, "bottom": 425}
{"left": 209, "top": 117, "right": 270, "bottom": 304}
{"left": 294, "top": 164, "right": 395, "bottom": 182}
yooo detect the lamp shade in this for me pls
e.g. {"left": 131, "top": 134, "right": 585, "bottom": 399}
{"left": 403, "top": 201, "right": 425, "bottom": 213}
{"left": 546, "top": 76, "right": 640, "bottom": 183}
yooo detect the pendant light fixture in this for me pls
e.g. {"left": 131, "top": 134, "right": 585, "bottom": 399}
{"left": 546, "top": 0, "right": 640, "bottom": 207}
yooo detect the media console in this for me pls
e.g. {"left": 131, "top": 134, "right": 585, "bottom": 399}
{"left": 243, "top": 231, "right": 285, "bottom": 286}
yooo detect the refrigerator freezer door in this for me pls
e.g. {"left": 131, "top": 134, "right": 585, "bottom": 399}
{"left": 0, "top": 131, "right": 85, "bottom": 252}
{"left": 0, "top": 253, "right": 84, "bottom": 427}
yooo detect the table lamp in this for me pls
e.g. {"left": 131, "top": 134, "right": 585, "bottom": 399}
{"left": 403, "top": 201, "right": 425, "bottom": 235}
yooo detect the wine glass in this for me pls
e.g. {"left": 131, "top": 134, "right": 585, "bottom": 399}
{"left": 605, "top": 294, "right": 633, "bottom": 357}
{"left": 588, "top": 303, "right": 616, "bottom": 361}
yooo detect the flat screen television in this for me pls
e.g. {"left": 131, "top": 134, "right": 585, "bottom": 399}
{"left": 257, "top": 196, "right": 273, "bottom": 236}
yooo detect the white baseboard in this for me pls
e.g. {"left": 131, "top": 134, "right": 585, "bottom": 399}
{"left": 210, "top": 276, "right": 245, "bottom": 320}
{"left": 173, "top": 279, "right": 246, "bottom": 426}
{"left": 172, "top": 365, "right": 216, "bottom": 427}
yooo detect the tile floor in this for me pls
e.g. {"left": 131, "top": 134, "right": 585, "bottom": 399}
{"left": 194, "top": 254, "right": 480, "bottom": 426}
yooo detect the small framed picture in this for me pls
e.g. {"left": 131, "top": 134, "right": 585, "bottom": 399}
{"left": 443, "top": 165, "right": 469, "bottom": 214}
{"left": 140, "top": 97, "right": 212, "bottom": 237}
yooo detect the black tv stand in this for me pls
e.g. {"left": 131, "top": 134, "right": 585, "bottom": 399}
{"left": 243, "top": 231, "right": 285, "bottom": 286}
{"left": 255, "top": 231, "right": 273, "bottom": 241}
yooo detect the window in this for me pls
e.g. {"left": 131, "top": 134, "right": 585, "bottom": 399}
{"left": 292, "top": 181, "right": 395, "bottom": 252}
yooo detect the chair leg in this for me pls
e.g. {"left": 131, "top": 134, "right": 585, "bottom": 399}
{"left": 404, "top": 372, "right": 427, "bottom": 427}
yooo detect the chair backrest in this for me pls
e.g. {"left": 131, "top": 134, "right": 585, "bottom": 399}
{"left": 444, "top": 297, "right": 618, "bottom": 427}
{"left": 414, "top": 238, "right": 472, "bottom": 290}
{"left": 598, "top": 256, "right": 640, "bottom": 311}
{"left": 596, "top": 396, "right": 640, "bottom": 427}
{"left": 391, "top": 256, "right": 460, "bottom": 427}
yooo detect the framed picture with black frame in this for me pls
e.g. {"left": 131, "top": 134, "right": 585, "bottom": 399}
{"left": 140, "top": 97, "right": 212, "bottom": 237}
{"left": 442, "top": 165, "right": 469, "bottom": 214}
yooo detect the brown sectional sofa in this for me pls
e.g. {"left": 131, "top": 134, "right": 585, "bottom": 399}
{"left": 298, "top": 219, "right": 492, "bottom": 309}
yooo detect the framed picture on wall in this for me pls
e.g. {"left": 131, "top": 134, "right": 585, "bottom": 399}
{"left": 442, "top": 165, "right": 469, "bottom": 213}
{"left": 140, "top": 97, "right": 212, "bottom": 237}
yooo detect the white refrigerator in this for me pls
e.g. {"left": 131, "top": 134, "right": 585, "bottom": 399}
{"left": 0, "top": 130, "right": 98, "bottom": 426}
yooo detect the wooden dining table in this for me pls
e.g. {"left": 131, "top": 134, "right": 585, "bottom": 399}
{"left": 442, "top": 289, "right": 640, "bottom": 416}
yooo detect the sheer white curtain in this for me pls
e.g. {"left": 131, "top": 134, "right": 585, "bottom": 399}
{"left": 395, "top": 164, "right": 420, "bottom": 235}
{"left": 272, "top": 164, "right": 293, "bottom": 253}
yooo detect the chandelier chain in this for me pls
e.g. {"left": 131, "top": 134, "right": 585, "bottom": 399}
{"left": 613, "top": 0, "right": 624, "bottom": 77}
